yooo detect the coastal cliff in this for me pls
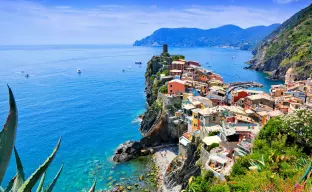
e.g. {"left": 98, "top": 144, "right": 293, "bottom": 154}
{"left": 140, "top": 53, "right": 185, "bottom": 147}
{"left": 113, "top": 50, "right": 186, "bottom": 162}
{"left": 247, "top": 4, "right": 312, "bottom": 80}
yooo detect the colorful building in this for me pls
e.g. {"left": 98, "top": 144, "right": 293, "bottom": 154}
{"left": 192, "top": 108, "right": 201, "bottom": 131}
{"left": 168, "top": 79, "right": 185, "bottom": 95}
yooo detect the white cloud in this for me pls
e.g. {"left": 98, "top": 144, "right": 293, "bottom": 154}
{"left": 0, "top": 0, "right": 301, "bottom": 45}
{"left": 273, "top": 0, "right": 299, "bottom": 4}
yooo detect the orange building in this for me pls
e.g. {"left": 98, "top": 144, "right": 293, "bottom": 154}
{"left": 208, "top": 74, "right": 223, "bottom": 82}
{"left": 168, "top": 79, "right": 185, "bottom": 95}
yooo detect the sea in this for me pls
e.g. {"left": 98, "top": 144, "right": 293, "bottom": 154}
{"left": 0, "top": 45, "right": 281, "bottom": 191}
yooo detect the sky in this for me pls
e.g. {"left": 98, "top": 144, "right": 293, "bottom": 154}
{"left": 0, "top": 0, "right": 310, "bottom": 45}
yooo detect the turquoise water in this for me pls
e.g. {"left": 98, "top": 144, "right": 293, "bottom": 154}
{"left": 0, "top": 45, "right": 280, "bottom": 191}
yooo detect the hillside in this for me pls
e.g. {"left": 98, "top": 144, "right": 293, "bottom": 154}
{"left": 133, "top": 24, "right": 280, "bottom": 50}
{"left": 248, "top": 4, "right": 312, "bottom": 80}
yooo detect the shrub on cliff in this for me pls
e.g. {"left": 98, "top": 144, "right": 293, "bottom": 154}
{"left": 159, "top": 85, "right": 168, "bottom": 94}
{"left": 171, "top": 55, "right": 185, "bottom": 61}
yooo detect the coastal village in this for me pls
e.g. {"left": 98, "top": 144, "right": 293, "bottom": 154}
{"left": 143, "top": 45, "right": 312, "bottom": 191}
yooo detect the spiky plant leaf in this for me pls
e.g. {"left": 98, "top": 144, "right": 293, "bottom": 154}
{"left": 4, "top": 176, "right": 16, "bottom": 192}
{"left": 36, "top": 173, "right": 46, "bottom": 192}
{"left": 17, "top": 137, "right": 61, "bottom": 192}
{"left": 0, "top": 86, "right": 18, "bottom": 184}
{"left": 44, "top": 164, "right": 63, "bottom": 192}
{"left": 12, "top": 147, "right": 25, "bottom": 192}
{"left": 88, "top": 179, "right": 96, "bottom": 192}
{"left": 0, "top": 186, "right": 4, "bottom": 192}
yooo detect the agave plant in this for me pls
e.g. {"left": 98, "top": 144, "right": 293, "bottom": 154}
{"left": 0, "top": 86, "right": 96, "bottom": 192}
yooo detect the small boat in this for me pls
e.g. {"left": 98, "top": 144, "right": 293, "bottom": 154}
{"left": 77, "top": 69, "right": 81, "bottom": 73}
{"left": 135, "top": 61, "right": 142, "bottom": 64}
{"left": 21, "top": 71, "right": 24, "bottom": 73}
{"left": 25, "top": 74, "right": 29, "bottom": 78}
{"left": 232, "top": 56, "right": 236, "bottom": 59}
{"left": 122, "top": 69, "right": 125, "bottom": 72}
{"left": 129, "top": 66, "right": 131, "bottom": 69}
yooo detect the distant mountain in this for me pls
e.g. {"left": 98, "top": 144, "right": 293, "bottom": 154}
{"left": 133, "top": 24, "right": 280, "bottom": 50}
{"left": 248, "top": 4, "right": 312, "bottom": 80}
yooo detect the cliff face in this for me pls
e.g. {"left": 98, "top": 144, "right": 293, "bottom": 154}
{"left": 164, "top": 143, "right": 201, "bottom": 189}
{"left": 140, "top": 54, "right": 185, "bottom": 147}
{"left": 248, "top": 4, "right": 312, "bottom": 80}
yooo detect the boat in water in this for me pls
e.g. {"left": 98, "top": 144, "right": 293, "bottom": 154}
{"left": 135, "top": 61, "right": 142, "bottom": 64}
{"left": 25, "top": 74, "right": 29, "bottom": 78}
{"left": 77, "top": 69, "right": 81, "bottom": 73}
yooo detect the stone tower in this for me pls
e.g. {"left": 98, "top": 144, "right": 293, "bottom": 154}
{"left": 163, "top": 44, "right": 168, "bottom": 54}
{"left": 285, "top": 67, "right": 295, "bottom": 85}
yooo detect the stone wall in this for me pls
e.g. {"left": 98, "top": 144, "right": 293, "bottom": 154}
{"left": 158, "top": 92, "right": 182, "bottom": 108}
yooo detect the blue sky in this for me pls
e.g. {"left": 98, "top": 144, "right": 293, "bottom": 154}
{"left": 0, "top": 0, "right": 310, "bottom": 45}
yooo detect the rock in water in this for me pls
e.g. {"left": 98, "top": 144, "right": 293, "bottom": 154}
{"left": 113, "top": 141, "right": 143, "bottom": 163}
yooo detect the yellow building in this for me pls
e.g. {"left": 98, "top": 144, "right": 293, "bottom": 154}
{"left": 192, "top": 109, "right": 201, "bottom": 131}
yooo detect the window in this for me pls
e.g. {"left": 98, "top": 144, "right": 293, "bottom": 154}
{"left": 170, "top": 84, "right": 172, "bottom": 87}
{"left": 213, "top": 117, "right": 216, "bottom": 121}
{"left": 170, "top": 90, "right": 172, "bottom": 93}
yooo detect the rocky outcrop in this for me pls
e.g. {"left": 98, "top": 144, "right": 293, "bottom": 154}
{"left": 164, "top": 143, "right": 201, "bottom": 189}
{"left": 140, "top": 53, "right": 186, "bottom": 147}
{"left": 113, "top": 141, "right": 143, "bottom": 163}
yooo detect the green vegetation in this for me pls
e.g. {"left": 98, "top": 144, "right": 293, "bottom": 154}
{"left": 152, "top": 79, "right": 159, "bottom": 96}
{"left": 256, "top": 4, "right": 312, "bottom": 78}
{"left": 0, "top": 87, "right": 96, "bottom": 191}
{"left": 159, "top": 85, "right": 168, "bottom": 94}
{"left": 173, "top": 102, "right": 182, "bottom": 110}
{"left": 186, "top": 110, "right": 312, "bottom": 191}
{"left": 208, "top": 131, "right": 220, "bottom": 136}
{"left": 161, "top": 69, "right": 169, "bottom": 76}
{"left": 171, "top": 55, "right": 185, "bottom": 61}
{"left": 182, "top": 170, "right": 215, "bottom": 192}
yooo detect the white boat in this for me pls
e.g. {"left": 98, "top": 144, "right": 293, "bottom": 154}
{"left": 77, "top": 69, "right": 81, "bottom": 73}
{"left": 25, "top": 74, "right": 29, "bottom": 78}
{"left": 135, "top": 61, "right": 142, "bottom": 64}
{"left": 129, "top": 66, "right": 131, "bottom": 69}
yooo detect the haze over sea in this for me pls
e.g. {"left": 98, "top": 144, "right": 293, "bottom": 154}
{"left": 0, "top": 45, "right": 280, "bottom": 191}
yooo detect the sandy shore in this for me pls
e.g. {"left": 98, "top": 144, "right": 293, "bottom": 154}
{"left": 152, "top": 146, "right": 182, "bottom": 192}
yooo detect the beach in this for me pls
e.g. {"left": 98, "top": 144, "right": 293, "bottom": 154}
{"left": 152, "top": 146, "right": 182, "bottom": 192}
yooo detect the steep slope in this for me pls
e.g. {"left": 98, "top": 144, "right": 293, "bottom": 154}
{"left": 248, "top": 4, "right": 312, "bottom": 80}
{"left": 133, "top": 24, "right": 280, "bottom": 50}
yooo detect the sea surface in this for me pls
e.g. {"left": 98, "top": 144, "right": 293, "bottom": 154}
{"left": 0, "top": 45, "right": 281, "bottom": 191}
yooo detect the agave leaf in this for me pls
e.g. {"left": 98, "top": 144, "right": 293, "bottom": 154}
{"left": 36, "top": 173, "right": 46, "bottom": 192}
{"left": 17, "top": 137, "right": 61, "bottom": 192}
{"left": 0, "top": 186, "right": 4, "bottom": 192}
{"left": 88, "top": 179, "right": 96, "bottom": 192}
{"left": 12, "top": 147, "right": 25, "bottom": 192}
{"left": 0, "top": 86, "right": 18, "bottom": 184}
{"left": 4, "top": 175, "right": 16, "bottom": 192}
{"left": 44, "top": 164, "right": 63, "bottom": 192}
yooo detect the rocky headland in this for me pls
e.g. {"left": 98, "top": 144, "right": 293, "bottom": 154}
{"left": 112, "top": 49, "right": 199, "bottom": 191}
